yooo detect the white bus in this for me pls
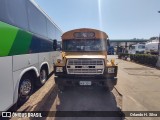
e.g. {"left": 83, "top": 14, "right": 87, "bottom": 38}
{"left": 129, "top": 43, "right": 145, "bottom": 54}
{"left": 145, "top": 39, "right": 159, "bottom": 54}
{"left": 0, "top": 0, "right": 62, "bottom": 112}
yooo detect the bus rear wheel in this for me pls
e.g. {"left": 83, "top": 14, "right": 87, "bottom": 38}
{"left": 36, "top": 68, "right": 48, "bottom": 87}
{"left": 40, "top": 69, "right": 48, "bottom": 84}
{"left": 18, "top": 74, "right": 33, "bottom": 106}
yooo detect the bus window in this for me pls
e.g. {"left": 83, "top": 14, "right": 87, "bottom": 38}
{"left": 0, "top": 0, "right": 28, "bottom": 30}
{"left": 27, "top": 0, "right": 47, "bottom": 37}
{"left": 63, "top": 39, "right": 106, "bottom": 51}
{"left": 138, "top": 45, "right": 145, "bottom": 49}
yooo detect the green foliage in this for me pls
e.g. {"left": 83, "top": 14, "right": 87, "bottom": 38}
{"left": 130, "top": 54, "right": 158, "bottom": 67}
{"left": 118, "top": 53, "right": 158, "bottom": 67}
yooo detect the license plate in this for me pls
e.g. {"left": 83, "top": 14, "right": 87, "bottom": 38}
{"left": 79, "top": 81, "right": 92, "bottom": 86}
{"left": 108, "top": 68, "right": 115, "bottom": 73}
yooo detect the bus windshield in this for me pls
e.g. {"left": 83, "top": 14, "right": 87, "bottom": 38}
{"left": 138, "top": 45, "right": 145, "bottom": 49}
{"left": 63, "top": 39, "right": 106, "bottom": 52}
{"left": 131, "top": 46, "right": 136, "bottom": 49}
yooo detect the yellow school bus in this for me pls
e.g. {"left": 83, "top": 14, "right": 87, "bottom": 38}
{"left": 54, "top": 28, "right": 118, "bottom": 91}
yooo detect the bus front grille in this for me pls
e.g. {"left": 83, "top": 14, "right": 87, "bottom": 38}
{"left": 66, "top": 59, "right": 104, "bottom": 75}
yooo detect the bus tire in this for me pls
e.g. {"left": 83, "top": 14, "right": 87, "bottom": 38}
{"left": 18, "top": 74, "right": 33, "bottom": 106}
{"left": 36, "top": 68, "right": 48, "bottom": 87}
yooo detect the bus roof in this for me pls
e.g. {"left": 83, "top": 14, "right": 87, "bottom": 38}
{"left": 62, "top": 28, "right": 108, "bottom": 40}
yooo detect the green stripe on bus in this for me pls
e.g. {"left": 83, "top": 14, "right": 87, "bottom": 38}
{"left": 9, "top": 30, "right": 32, "bottom": 56}
{"left": 0, "top": 21, "right": 18, "bottom": 56}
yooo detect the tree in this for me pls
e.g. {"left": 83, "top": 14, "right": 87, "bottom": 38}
{"left": 150, "top": 37, "right": 158, "bottom": 40}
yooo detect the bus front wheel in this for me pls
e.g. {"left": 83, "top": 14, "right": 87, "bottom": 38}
{"left": 18, "top": 74, "right": 33, "bottom": 106}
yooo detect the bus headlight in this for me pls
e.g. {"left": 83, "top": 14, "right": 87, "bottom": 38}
{"left": 111, "top": 59, "right": 115, "bottom": 65}
{"left": 56, "top": 67, "right": 63, "bottom": 72}
{"left": 108, "top": 67, "right": 115, "bottom": 73}
{"left": 57, "top": 59, "right": 62, "bottom": 63}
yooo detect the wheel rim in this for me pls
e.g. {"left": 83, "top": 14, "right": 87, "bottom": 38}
{"left": 20, "top": 79, "right": 32, "bottom": 96}
{"left": 40, "top": 70, "right": 47, "bottom": 84}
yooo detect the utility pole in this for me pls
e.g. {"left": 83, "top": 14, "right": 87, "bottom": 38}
{"left": 156, "top": 11, "right": 160, "bottom": 68}
{"left": 156, "top": 34, "right": 160, "bottom": 68}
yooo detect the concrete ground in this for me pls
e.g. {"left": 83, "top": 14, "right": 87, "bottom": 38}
{"left": 109, "top": 55, "right": 160, "bottom": 120}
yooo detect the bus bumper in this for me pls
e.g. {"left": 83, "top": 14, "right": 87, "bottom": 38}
{"left": 54, "top": 76, "right": 117, "bottom": 87}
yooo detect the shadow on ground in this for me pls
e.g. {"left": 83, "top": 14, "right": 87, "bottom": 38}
{"left": 29, "top": 84, "right": 124, "bottom": 120}
{"left": 55, "top": 87, "right": 124, "bottom": 120}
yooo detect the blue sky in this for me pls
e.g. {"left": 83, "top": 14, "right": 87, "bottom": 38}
{"left": 35, "top": 0, "right": 160, "bottom": 39}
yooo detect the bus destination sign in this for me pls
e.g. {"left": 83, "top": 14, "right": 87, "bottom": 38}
{"left": 74, "top": 32, "right": 95, "bottom": 38}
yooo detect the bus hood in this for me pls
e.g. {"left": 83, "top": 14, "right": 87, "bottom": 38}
{"left": 65, "top": 55, "right": 106, "bottom": 59}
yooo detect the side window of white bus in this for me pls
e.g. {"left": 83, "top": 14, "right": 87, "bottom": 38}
{"left": 27, "top": 0, "right": 48, "bottom": 38}
{"left": 0, "top": 0, "right": 29, "bottom": 30}
{"left": 47, "top": 20, "right": 56, "bottom": 40}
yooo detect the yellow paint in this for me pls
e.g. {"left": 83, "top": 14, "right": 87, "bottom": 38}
{"left": 56, "top": 28, "right": 117, "bottom": 68}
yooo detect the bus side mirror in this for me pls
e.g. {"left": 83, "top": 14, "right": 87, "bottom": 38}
{"left": 107, "top": 39, "right": 110, "bottom": 47}
{"left": 106, "top": 39, "right": 110, "bottom": 51}
{"left": 53, "top": 39, "right": 57, "bottom": 51}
